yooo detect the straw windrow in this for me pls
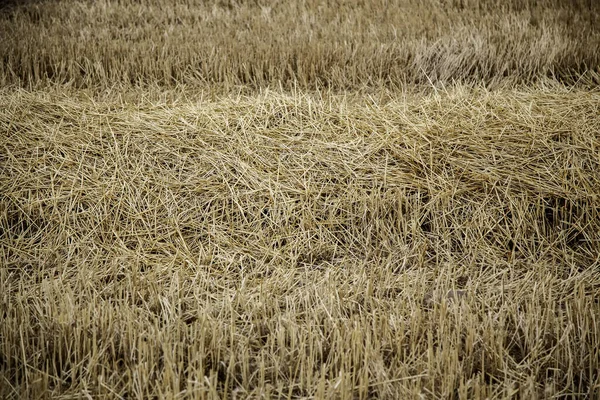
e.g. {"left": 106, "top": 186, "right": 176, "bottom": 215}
{"left": 1, "top": 86, "right": 599, "bottom": 398}
{"left": 1, "top": 0, "right": 600, "bottom": 398}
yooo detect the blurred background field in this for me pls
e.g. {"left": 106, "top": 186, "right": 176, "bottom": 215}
{"left": 1, "top": 0, "right": 599, "bottom": 90}
{"left": 1, "top": 1, "right": 599, "bottom": 399}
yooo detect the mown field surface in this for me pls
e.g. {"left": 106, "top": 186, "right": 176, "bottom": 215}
{"left": 1, "top": 0, "right": 599, "bottom": 89}
{"left": 1, "top": 1, "right": 599, "bottom": 399}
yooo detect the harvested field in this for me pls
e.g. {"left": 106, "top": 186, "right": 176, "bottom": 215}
{"left": 1, "top": 0, "right": 599, "bottom": 399}
{"left": 1, "top": 0, "right": 599, "bottom": 89}
{"left": 2, "top": 86, "right": 599, "bottom": 398}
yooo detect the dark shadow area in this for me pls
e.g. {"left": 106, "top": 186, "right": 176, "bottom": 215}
{"left": 0, "top": 0, "right": 52, "bottom": 12}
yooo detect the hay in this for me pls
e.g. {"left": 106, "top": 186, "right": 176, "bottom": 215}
{"left": 1, "top": 0, "right": 599, "bottom": 397}
{"left": 0, "top": 0, "right": 599, "bottom": 89}
{"left": 1, "top": 85, "right": 599, "bottom": 398}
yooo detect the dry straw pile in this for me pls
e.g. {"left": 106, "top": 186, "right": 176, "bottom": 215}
{"left": 2, "top": 86, "right": 599, "bottom": 398}
{"left": 1, "top": 0, "right": 599, "bottom": 399}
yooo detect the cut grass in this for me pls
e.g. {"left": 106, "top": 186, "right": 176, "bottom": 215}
{"left": 1, "top": 86, "right": 599, "bottom": 398}
{"left": 1, "top": 0, "right": 599, "bottom": 397}
{"left": 0, "top": 0, "right": 599, "bottom": 89}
